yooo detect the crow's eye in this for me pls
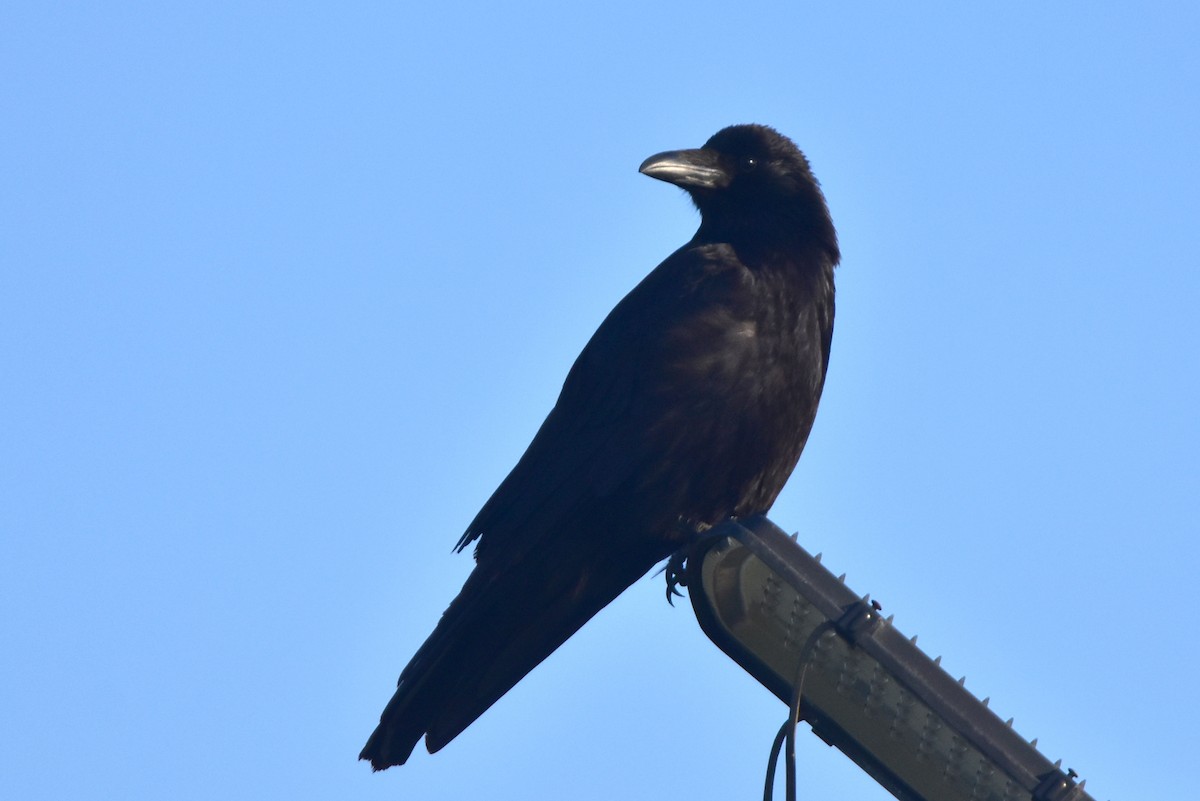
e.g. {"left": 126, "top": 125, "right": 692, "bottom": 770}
{"left": 743, "top": 157, "right": 758, "bottom": 171}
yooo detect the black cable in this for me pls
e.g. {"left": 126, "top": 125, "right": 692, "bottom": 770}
{"left": 763, "top": 719, "right": 788, "bottom": 798}
{"left": 764, "top": 621, "right": 835, "bottom": 801}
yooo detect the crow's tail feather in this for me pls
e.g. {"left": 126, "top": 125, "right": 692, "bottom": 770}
{"left": 359, "top": 532, "right": 669, "bottom": 770}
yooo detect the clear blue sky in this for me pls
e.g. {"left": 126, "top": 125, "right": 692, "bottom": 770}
{"left": 2, "top": 3, "right": 1197, "bottom": 799}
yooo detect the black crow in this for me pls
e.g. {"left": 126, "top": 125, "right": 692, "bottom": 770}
{"left": 361, "top": 124, "right": 840, "bottom": 769}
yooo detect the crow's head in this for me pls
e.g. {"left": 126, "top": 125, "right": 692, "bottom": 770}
{"left": 640, "top": 124, "right": 837, "bottom": 258}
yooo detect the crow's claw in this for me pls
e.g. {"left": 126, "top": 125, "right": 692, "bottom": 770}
{"left": 664, "top": 549, "right": 689, "bottom": 606}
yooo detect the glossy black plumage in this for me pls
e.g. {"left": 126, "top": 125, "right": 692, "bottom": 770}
{"left": 361, "top": 124, "right": 840, "bottom": 769}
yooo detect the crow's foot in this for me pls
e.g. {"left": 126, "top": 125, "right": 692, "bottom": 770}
{"left": 660, "top": 518, "right": 712, "bottom": 605}
{"left": 664, "top": 549, "right": 689, "bottom": 606}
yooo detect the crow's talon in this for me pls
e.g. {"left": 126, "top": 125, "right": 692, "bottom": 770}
{"left": 664, "top": 550, "right": 689, "bottom": 606}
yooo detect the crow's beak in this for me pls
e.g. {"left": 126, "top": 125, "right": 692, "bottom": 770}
{"left": 639, "top": 148, "right": 730, "bottom": 190}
